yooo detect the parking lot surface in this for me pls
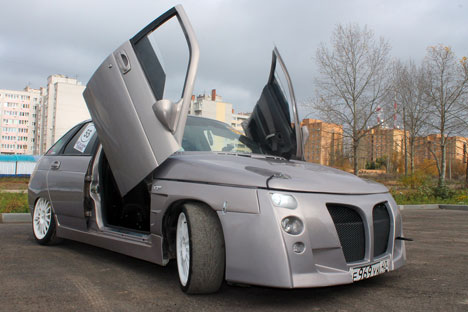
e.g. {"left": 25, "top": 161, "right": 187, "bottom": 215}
{"left": 1, "top": 209, "right": 467, "bottom": 312}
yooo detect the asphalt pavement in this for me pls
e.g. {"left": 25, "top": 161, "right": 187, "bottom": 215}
{"left": 0, "top": 209, "right": 467, "bottom": 312}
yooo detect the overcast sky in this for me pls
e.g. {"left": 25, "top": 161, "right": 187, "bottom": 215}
{"left": 1, "top": 0, "right": 467, "bottom": 115}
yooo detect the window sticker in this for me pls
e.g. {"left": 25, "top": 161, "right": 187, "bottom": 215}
{"left": 74, "top": 124, "right": 96, "bottom": 153}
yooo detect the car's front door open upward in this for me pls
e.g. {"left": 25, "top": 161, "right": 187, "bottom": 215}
{"left": 243, "top": 47, "right": 305, "bottom": 160}
{"left": 83, "top": 5, "right": 199, "bottom": 196}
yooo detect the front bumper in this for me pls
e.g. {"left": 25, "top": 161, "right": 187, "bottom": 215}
{"left": 219, "top": 190, "right": 406, "bottom": 288}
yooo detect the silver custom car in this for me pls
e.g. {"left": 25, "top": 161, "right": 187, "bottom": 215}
{"left": 29, "top": 5, "right": 406, "bottom": 294}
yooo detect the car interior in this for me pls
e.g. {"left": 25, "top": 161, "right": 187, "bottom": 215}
{"left": 98, "top": 152, "right": 151, "bottom": 233}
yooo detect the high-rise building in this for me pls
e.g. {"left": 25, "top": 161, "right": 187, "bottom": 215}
{"left": 414, "top": 134, "right": 468, "bottom": 166}
{"left": 447, "top": 136, "right": 468, "bottom": 164}
{"left": 302, "top": 119, "right": 343, "bottom": 166}
{"left": 413, "top": 134, "right": 440, "bottom": 165}
{"left": 357, "top": 126, "right": 408, "bottom": 169}
{"left": 189, "top": 89, "right": 233, "bottom": 125}
{"left": 0, "top": 87, "right": 42, "bottom": 154}
{"left": 35, "top": 75, "right": 90, "bottom": 154}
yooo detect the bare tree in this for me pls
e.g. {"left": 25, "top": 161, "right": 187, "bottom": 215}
{"left": 392, "top": 60, "right": 430, "bottom": 178}
{"left": 314, "top": 24, "right": 391, "bottom": 175}
{"left": 424, "top": 45, "right": 468, "bottom": 189}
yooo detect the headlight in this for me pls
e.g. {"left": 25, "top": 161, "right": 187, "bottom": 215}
{"left": 270, "top": 193, "right": 297, "bottom": 209}
{"left": 281, "top": 216, "right": 304, "bottom": 235}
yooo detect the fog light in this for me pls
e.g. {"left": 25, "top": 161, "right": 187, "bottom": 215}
{"left": 293, "top": 242, "right": 305, "bottom": 254}
{"left": 281, "top": 216, "right": 304, "bottom": 235}
{"left": 270, "top": 193, "right": 297, "bottom": 209}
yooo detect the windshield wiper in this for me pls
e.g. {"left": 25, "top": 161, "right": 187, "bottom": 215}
{"left": 215, "top": 152, "right": 285, "bottom": 160}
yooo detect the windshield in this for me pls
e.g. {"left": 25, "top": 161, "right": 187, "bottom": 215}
{"left": 181, "top": 116, "right": 262, "bottom": 154}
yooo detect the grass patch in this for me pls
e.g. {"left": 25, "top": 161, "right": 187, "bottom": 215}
{"left": 391, "top": 188, "right": 468, "bottom": 205}
{"left": 0, "top": 192, "right": 29, "bottom": 213}
{"left": 0, "top": 176, "right": 29, "bottom": 191}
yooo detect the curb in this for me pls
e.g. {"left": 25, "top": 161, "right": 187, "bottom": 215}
{"left": 439, "top": 204, "right": 468, "bottom": 212}
{"left": 0, "top": 213, "right": 31, "bottom": 223}
{"left": 398, "top": 204, "right": 439, "bottom": 210}
{"left": 399, "top": 204, "right": 468, "bottom": 211}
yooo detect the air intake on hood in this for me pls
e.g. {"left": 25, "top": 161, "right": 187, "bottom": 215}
{"left": 327, "top": 204, "right": 365, "bottom": 263}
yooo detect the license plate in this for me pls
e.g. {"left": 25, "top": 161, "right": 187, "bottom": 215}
{"left": 351, "top": 259, "right": 390, "bottom": 281}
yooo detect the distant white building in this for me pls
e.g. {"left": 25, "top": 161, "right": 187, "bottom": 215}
{"left": 0, "top": 87, "right": 42, "bottom": 155}
{"left": 231, "top": 112, "right": 250, "bottom": 133}
{"left": 189, "top": 89, "right": 233, "bottom": 125}
{"left": 35, "top": 75, "right": 90, "bottom": 154}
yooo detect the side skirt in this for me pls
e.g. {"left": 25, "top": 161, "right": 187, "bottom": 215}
{"left": 56, "top": 225, "right": 167, "bottom": 266}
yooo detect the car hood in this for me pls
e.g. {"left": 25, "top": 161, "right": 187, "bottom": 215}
{"left": 154, "top": 152, "right": 388, "bottom": 194}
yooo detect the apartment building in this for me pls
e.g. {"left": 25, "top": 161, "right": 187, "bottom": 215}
{"left": 35, "top": 75, "right": 90, "bottom": 154}
{"left": 448, "top": 136, "right": 468, "bottom": 163}
{"left": 0, "top": 87, "right": 42, "bottom": 154}
{"left": 414, "top": 134, "right": 468, "bottom": 165}
{"left": 357, "top": 126, "right": 408, "bottom": 168}
{"left": 302, "top": 119, "right": 343, "bottom": 166}
{"left": 189, "top": 89, "right": 233, "bottom": 125}
{"left": 231, "top": 112, "right": 250, "bottom": 133}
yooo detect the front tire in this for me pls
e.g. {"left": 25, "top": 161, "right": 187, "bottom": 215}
{"left": 32, "top": 197, "right": 61, "bottom": 245}
{"left": 176, "top": 203, "right": 225, "bottom": 294}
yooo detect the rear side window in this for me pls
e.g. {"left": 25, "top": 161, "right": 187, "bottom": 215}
{"left": 63, "top": 123, "right": 98, "bottom": 156}
{"left": 45, "top": 124, "right": 83, "bottom": 156}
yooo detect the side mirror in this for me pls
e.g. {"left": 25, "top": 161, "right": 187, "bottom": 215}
{"left": 152, "top": 99, "right": 183, "bottom": 133}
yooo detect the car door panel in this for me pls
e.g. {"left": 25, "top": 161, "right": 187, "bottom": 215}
{"left": 83, "top": 5, "right": 199, "bottom": 196}
{"left": 46, "top": 123, "right": 97, "bottom": 231}
{"left": 244, "top": 47, "right": 304, "bottom": 160}
{"left": 83, "top": 50, "right": 163, "bottom": 196}
{"left": 47, "top": 155, "right": 93, "bottom": 231}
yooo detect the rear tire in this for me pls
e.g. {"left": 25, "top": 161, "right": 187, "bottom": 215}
{"left": 32, "top": 197, "right": 61, "bottom": 245}
{"left": 176, "top": 203, "right": 225, "bottom": 294}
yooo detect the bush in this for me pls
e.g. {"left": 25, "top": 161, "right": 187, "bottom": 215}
{"left": 365, "top": 157, "right": 387, "bottom": 170}
{"left": 399, "top": 170, "right": 431, "bottom": 189}
{"left": 432, "top": 185, "right": 454, "bottom": 199}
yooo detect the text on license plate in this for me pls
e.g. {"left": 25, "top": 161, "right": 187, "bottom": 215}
{"left": 351, "top": 259, "right": 390, "bottom": 281}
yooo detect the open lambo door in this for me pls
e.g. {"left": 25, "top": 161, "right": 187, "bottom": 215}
{"left": 243, "top": 47, "right": 306, "bottom": 160}
{"left": 83, "top": 5, "right": 199, "bottom": 195}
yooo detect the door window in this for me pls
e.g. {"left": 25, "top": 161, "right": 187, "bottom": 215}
{"left": 133, "top": 14, "right": 190, "bottom": 103}
{"left": 63, "top": 123, "right": 98, "bottom": 156}
{"left": 273, "top": 64, "right": 294, "bottom": 127}
{"left": 45, "top": 123, "right": 83, "bottom": 156}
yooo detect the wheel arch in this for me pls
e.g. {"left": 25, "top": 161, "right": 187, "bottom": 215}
{"left": 31, "top": 192, "right": 56, "bottom": 214}
{"left": 161, "top": 199, "right": 223, "bottom": 261}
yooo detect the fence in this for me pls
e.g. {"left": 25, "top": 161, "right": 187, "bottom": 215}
{"left": 0, "top": 155, "right": 40, "bottom": 176}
